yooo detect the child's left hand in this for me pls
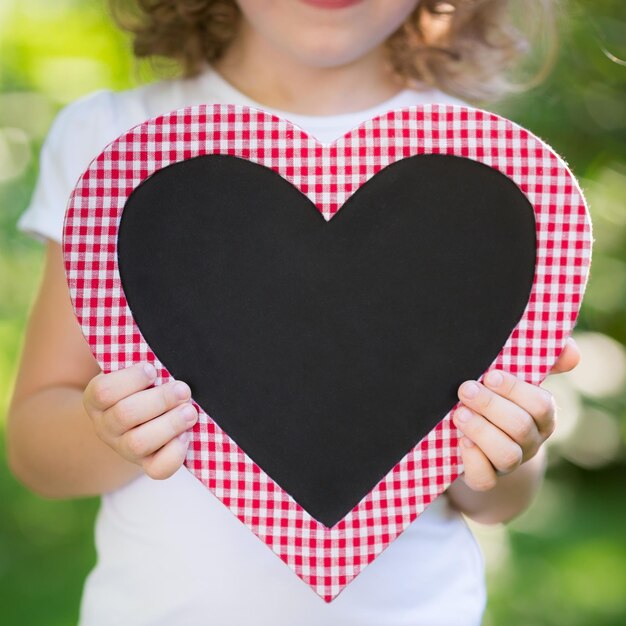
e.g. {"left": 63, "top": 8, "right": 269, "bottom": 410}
{"left": 452, "top": 336, "right": 581, "bottom": 491}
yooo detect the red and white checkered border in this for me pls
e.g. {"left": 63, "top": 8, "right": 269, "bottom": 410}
{"left": 63, "top": 104, "right": 592, "bottom": 602}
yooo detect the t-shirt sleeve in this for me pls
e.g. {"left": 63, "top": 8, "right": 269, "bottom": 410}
{"left": 16, "top": 89, "right": 116, "bottom": 245}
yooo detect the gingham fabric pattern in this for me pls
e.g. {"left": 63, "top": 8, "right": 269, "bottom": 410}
{"left": 63, "top": 104, "right": 592, "bottom": 602}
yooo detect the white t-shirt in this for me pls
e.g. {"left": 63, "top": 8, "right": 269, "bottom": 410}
{"left": 17, "top": 65, "right": 487, "bottom": 626}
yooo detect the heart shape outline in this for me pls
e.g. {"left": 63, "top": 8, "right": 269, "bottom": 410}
{"left": 63, "top": 103, "right": 592, "bottom": 602}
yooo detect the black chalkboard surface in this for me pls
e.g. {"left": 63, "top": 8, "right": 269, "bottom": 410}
{"left": 117, "top": 152, "right": 536, "bottom": 527}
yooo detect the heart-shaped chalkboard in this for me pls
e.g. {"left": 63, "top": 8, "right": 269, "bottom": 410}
{"left": 117, "top": 152, "right": 536, "bottom": 527}
{"left": 63, "top": 104, "right": 592, "bottom": 601}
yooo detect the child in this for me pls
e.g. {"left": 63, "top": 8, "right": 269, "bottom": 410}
{"left": 7, "top": 1, "right": 580, "bottom": 624}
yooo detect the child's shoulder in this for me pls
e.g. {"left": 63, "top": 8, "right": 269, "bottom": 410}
{"left": 411, "top": 88, "right": 468, "bottom": 108}
{"left": 49, "top": 68, "right": 218, "bottom": 149}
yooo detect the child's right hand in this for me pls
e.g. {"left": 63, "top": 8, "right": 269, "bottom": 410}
{"left": 83, "top": 362, "right": 198, "bottom": 480}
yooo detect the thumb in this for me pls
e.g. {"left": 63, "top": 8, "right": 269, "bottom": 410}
{"left": 549, "top": 336, "right": 581, "bottom": 375}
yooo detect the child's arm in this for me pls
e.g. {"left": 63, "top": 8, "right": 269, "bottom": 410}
{"left": 6, "top": 241, "right": 198, "bottom": 498}
{"left": 446, "top": 339, "right": 581, "bottom": 524}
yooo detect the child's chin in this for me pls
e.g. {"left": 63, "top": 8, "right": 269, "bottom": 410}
{"left": 285, "top": 34, "right": 382, "bottom": 68}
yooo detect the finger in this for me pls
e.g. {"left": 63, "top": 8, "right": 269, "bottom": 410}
{"left": 453, "top": 406, "right": 524, "bottom": 473}
{"left": 119, "top": 402, "right": 198, "bottom": 461}
{"left": 458, "top": 437, "right": 498, "bottom": 491}
{"left": 104, "top": 379, "right": 192, "bottom": 436}
{"left": 86, "top": 362, "right": 157, "bottom": 412}
{"left": 549, "top": 336, "right": 581, "bottom": 374}
{"left": 142, "top": 430, "right": 191, "bottom": 480}
{"left": 458, "top": 378, "right": 544, "bottom": 447}
{"left": 478, "top": 371, "right": 557, "bottom": 437}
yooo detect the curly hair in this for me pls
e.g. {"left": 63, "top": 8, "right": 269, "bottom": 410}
{"left": 108, "top": 0, "right": 558, "bottom": 102}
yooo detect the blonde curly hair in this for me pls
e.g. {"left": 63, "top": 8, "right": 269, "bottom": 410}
{"left": 109, "top": 0, "right": 558, "bottom": 102}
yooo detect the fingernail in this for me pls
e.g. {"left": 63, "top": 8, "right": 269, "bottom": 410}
{"left": 144, "top": 363, "right": 156, "bottom": 380}
{"left": 460, "top": 381, "right": 480, "bottom": 399}
{"left": 455, "top": 408, "right": 472, "bottom": 423}
{"left": 177, "top": 431, "right": 190, "bottom": 445}
{"left": 462, "top": 437, "right": 475, "bottom": 448}
{"left": 180, "top": 404, "right": 197, "bottom": 423}
{"left": 174, "top": 381, "right": 190, "bottom": 400}
{"left": 485, "top": 370, "right": 503, "bottom": 387}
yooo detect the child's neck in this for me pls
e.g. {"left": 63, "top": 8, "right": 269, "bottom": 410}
{"left": 212, "top": 19, "right": 406, "bottom": 116}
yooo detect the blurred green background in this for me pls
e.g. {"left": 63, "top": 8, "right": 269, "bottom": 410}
{"left": 1, "top": 1, "right": 625, "bottom": 624}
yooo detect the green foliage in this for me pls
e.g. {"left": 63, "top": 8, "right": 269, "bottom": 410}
{"left": 0, "top": 1, "right": 624, "bottom": 624}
